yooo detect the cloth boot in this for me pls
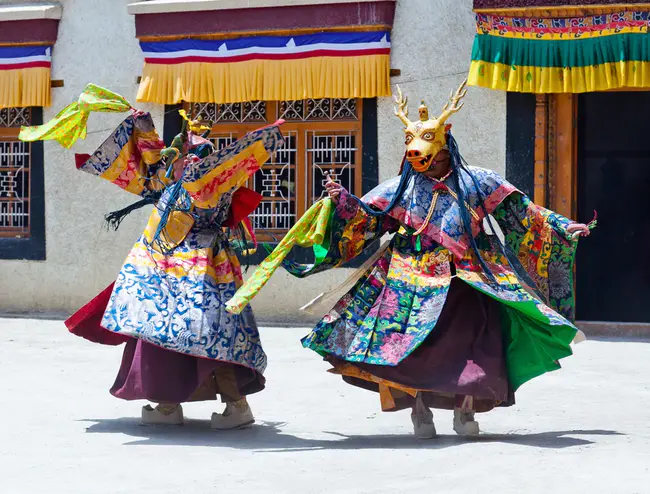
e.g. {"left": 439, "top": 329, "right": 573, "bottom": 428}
{"left": 411, "top": 393, "right": 436, "bottom": 439}
{"left": 211, "top": 398, "right": 255, "bottom": 430}
{"left": 141, "top": 403, "right": 184, "bottom": 425}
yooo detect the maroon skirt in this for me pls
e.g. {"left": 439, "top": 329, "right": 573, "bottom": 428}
{"left": 330, "top": 279, "right": 514, "bottom": 412}
{"left": 110, "top": 339, "right": 265, "bottom": 404}
{"left": 65, "top": 283, "right": 265, "bottom": 404}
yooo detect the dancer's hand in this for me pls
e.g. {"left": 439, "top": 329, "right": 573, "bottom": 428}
{"left": 131, "top": 108, "right": 147, "bottom": 119}
{"left": 325, "top": 174, "right": 344, "bottom": 203}
{"left": 567, "top": 223, "right": 591, "bottom": 238}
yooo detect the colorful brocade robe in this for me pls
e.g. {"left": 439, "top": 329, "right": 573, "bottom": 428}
{"left": 298, "top": 166, "right": 581, "bottom": 390}
{"left": 76, "top": 112, "right": 284, "bottom": 374}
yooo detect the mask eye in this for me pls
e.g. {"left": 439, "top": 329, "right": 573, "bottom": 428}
{"left": 405, "top": 134, "right": 414, "bottom": 145}
{"left": 422, "top": 132, "right": 435, "bottom": 141}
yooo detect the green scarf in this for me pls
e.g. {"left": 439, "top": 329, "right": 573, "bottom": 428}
{"left": 226, "top": 199, "right": 333, "bottom": 315}
{"left": 19, "top": 83, "right": 131, "bottom": 149}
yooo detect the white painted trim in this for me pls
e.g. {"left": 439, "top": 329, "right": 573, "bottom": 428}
{"left": 0, "top": 3, "right": 62, "bottom": 22}
{"left": 0, "top": 55, "right": 51, "bottom": 64}
{"left": 128, "top": 0, "right": 392, "bottom": 15}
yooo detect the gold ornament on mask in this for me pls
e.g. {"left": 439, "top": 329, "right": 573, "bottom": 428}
{"left": 178, "top": 109, "right": 212, "bottom": 135}
{"left": 394, "top": 79, "right": 468, "bottom": 173}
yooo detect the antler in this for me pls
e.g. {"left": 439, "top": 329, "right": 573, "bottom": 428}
{"left": 438, "top": 79, "right": 468, "bottom": 125}
{"left": 393, "top": 85, "right": 411, "bottom": 127}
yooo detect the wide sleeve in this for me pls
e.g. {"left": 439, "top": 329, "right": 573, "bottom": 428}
{"left": 75, "top": 112, "right": 166, "bottom": 198}
{"left": 282, "top": 187, "right": 397, "bottom": 277}
{"left": 181, "top": 124, "right": 284, "bottom": 209}
{"left": 491, "top": 191, "right": 581, "bottom": 320}
{"left": 225, "top": 188, "right": 396, "bottom": 315}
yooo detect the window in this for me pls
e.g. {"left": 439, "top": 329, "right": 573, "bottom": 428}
{"left": 0, "top": 107, "right": 32, "bottom": 238}
{"left": 190, "top": 99, "right": 364, "bottom": 240}
{"left": 0, "top": 107, "right": 45, "bottom": 260}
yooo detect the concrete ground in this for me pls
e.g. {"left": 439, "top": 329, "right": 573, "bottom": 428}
{"left": 1, "top": 318, "right": 649, "bottom": 494}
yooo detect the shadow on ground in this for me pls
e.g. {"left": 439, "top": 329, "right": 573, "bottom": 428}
{"left": 81, "top": 418, "right": 623, "bottom": 451}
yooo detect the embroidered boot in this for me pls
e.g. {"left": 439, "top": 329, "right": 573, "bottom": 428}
{"left": 411, "top": 393, "right": 436, "bottom": 439}
{"left": 141, "top": 403, "right": 184, "bottom": 425}
{"left": 453, "top": 408, "right": 480, "bottom": 436}
{"left": 211, "top": 398, "right": 255, "bottom": 430}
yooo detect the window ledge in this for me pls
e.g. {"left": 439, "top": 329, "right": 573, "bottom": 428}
{"left": 0, "top": 3, "right": 62, "bottom": 22}
{"left": 128, "top": 0, "right": 393, "bottom": 15}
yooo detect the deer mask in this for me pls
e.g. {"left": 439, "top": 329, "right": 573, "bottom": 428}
{"left": 394, "top": 80, "right": 468, "bottom": 173}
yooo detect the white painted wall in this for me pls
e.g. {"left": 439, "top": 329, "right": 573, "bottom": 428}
{"left": 0, "top": 0, "right": 506, "bottom": 323}
{"left": 379, "top": 0, "right": 506, "bottom": 181}
{"left": 0, "top": 0, "right": 163, "bottom": 316}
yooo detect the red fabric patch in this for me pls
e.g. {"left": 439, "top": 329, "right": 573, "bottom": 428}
{"left": 225, "top": 187, "right": 263, "bottom": 227}
{"left": 75, "top": 153, "right": 91, "bottom": 169}
{"left": 113, "top": 155, "right": 139, "bottom": 190}
{"left": 65, "top": 282, "right": 130, "bottom": 346}
{"left": 189, "top": 156, "right": 261, "bottom": 204}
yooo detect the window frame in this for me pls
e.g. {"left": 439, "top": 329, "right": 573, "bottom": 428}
{"left": 188, "top": 99, "right": 364, "bottom": 241}
{"left": 163, "top": 98, "right": 379, "bottom": 266}
{"left": 0, "top": 107, "right": 45, "bottom": 260}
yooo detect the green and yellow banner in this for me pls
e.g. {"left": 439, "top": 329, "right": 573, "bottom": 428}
{"left": 469, "top": 8, "right": 650, "bottom": 93}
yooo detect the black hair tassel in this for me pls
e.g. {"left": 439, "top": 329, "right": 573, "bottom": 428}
{"left": 105, "top": 193, "right": 161, "bottom": 231}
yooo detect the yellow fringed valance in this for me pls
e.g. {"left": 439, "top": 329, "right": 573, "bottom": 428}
{"left": 137, "top": 55, "right": 391, "bottom": 105}
{"left": 469, "top": 60, "right": 650, "bottom": 94}
{"left": 0, "top": 67, "right": 51, "bottom": 109}
{"left": 136, "top": 31, "right": 392, "bottom": 104}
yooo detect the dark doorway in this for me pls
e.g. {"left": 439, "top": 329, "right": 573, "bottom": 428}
{"left": 576, "top": 91, "right": 650, "bottom": 322}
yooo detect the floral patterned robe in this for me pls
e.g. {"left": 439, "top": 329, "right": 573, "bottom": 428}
{"left": 297, "top": 166, "right": 582, "bottom": 391}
